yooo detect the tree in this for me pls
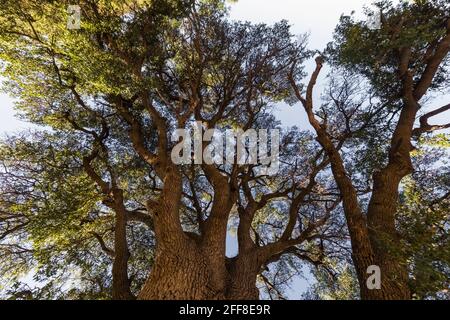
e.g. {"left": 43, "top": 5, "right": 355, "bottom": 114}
{"left": 0, "top": 131, "right": 155, "bottom": 299}
{"left": 302, "top": 263, "right": 360, "bottom": 300}
{"left": 0, "top": 0, "right": 449, "bottom": 301}
{"left": 289, "top": 0, "right": 450, "bottom": 299}
{"left": 0, "top": 0, "right": 346, "bottom": 299}
{"left": 301, "top": 135, "right": 450, "bottom": 301}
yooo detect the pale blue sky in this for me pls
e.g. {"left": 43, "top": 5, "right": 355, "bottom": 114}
{"left": 229, "top": 0, "right": 373, "bottom": 128}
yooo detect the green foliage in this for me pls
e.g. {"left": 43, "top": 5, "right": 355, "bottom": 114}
{"left": 0, "top": 131, "right": 155, "bottom": 299}
{"left": 0, "top": 0, "right": 448, "bottom": 300}
{"left": 398, "top": 136, "right": 450, "bottom": 299}
{"left": 0, "top": 0, "right": 311, "bottom": 299}
{"left": 326, "top": 0, "right": 450, "bottom": 102}
{"left": 302, "top": 262, "right": 360, "bottom": 300}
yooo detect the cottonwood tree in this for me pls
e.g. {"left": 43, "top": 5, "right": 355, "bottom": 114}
{"left": 289, "top": 0, "right": 450, "bottom": 299}
{"left": 0, "top": 0, "right": 346, "bottom": 299}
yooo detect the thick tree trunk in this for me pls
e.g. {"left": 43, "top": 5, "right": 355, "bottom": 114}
{"left": 291, "top": 57, "right": 416, "bottom": 299}
{"left": 138, "top": 238, "right": 221, "bottom": 299}
{"left": 138, "top": 238, "right": 261, "bottom": 300}
{"left": 365, "top": 169, "right": 411, "bottom": 300}
{"left": 137, "top": 164, "right": 254, "bottom": 300}
{"left": 137, "top": 165, "right": 219, "bottom": 299}
{"left": 137, "top": 187, "right": 260, "bottom": 299}
{"left": 226, "top": 255, "right": 260, "bottom": 300}
{"left": 362, "top": 21, "right": 449, "bottom": 300}
{"left": 314, "top": 132, "right": 386, "bottom": 300}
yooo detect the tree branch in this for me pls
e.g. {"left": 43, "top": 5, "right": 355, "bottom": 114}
{"left": 413, "top": 103, "right": 450, "bottom": 136}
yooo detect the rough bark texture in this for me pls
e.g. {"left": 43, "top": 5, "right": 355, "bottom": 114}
{"left": 138, "top": 243, "right": 262, "bottom": 300}
{"left": 366, "top": 171, "right": 410, "bottom": 299}
{"left": 137, "top": 164, "right": 262, "bottom": 300}
{"left": 226, "top": 254, "right": 261, "bottom": 300}
{"left": 111, "top": 189, "right": 135, "bottom": 300}
{"left": 290, "top": 57, "right": 413, "bottom": 300}
{"left": 138, "top": 238, "right": 219, "bottom": 299}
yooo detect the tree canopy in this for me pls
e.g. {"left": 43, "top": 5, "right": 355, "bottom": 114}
{"left": 0, "top": 0, "right": 448, "bottom": 300}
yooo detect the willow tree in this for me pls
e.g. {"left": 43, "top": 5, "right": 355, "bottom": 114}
{"left": 0, "top": 0, "right": 346, "bottom": 299}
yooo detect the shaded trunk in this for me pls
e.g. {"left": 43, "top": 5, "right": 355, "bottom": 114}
{"left": 313, "top": 123, "right": 411, "bottom": 300}
{"left": 226, "top": 254, "right": 261, "bottom": 300}
{"left": 138, "top": 238, "right": 221, "bottom": 299}
{"left": 361, "top": 19, "right": 450, "bottom": 300}
{"left": 112, "top": 190, "right": 134, "bottom": 300}
{"left": 314, "top": 132, "right": 384, "bottom": 300}
{"left": 137, "top": 239, "right": 261, "bottom": 300}
{"left": 137, "top": 165, "right": 253, "bottom": 300}
{"left": 296, "top": 59, "right": 414, "bottom": 298}
{"left": 365, "top": 169, "right": 411, "bottom": 300}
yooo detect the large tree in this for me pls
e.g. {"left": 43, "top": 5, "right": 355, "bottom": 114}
{"left": 0, "top": 0, "right": 346, "bottom": 299}
{"left": 0, "top": 0, "right": 448, "bottom": 300}
{"left": 289, "top": 0, "right": 450, "bottom": 299}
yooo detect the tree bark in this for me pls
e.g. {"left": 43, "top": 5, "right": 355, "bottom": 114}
{"left": 138, "top": 240, "right": 263, "bottom": 300}
{"left": 137, "top": 165, "right": 230, "bottom": 299}
{"left": 112, "top": 189, "right": 135, "bottom": 300}
{"left": 136, "top": 165, "right": 265, "bottom": 300}
{"left": 290, "top": 57, "right": 414, "bottom": 300}
{"left": 226, "top": 254, "right": 261, "bottom": 300}
{"left": 138, "top": 237, "right": 221, "bottom": 299}
{"left": 366, "top": 170, "right": 411, "bottom": 299}
{"left": 363, "top": 98, "right": 418, "bottom": 300}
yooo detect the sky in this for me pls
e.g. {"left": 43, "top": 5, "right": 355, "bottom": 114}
{"left": 229, "top": 0, "right": 375, "bottom": 128}
{"left": 0, "top": 0, "right": 448, "bottom": 299}
{"left": 228, "top": 0, "right": 450, "bottom": 128}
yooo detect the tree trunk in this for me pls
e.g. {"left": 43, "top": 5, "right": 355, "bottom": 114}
{"left": 296, "top": 61, "right": 414, "bottom": 298}
{"left": 138, "top": 238, "right": 222, "bottom": 299}
{"left": 365, "top": 169, "right": 411, "bottom": 300}
{"left": 226, "top": 255, "right": 260, "bottom": 300}
{"left": 137, "top": 237, "right": 263, "bottom": 300}
{"left": 137, "top": 165, "right": 236, "bottom": 300}
{"left": 112, "top": 190, "right": 134, "bottom": 300}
